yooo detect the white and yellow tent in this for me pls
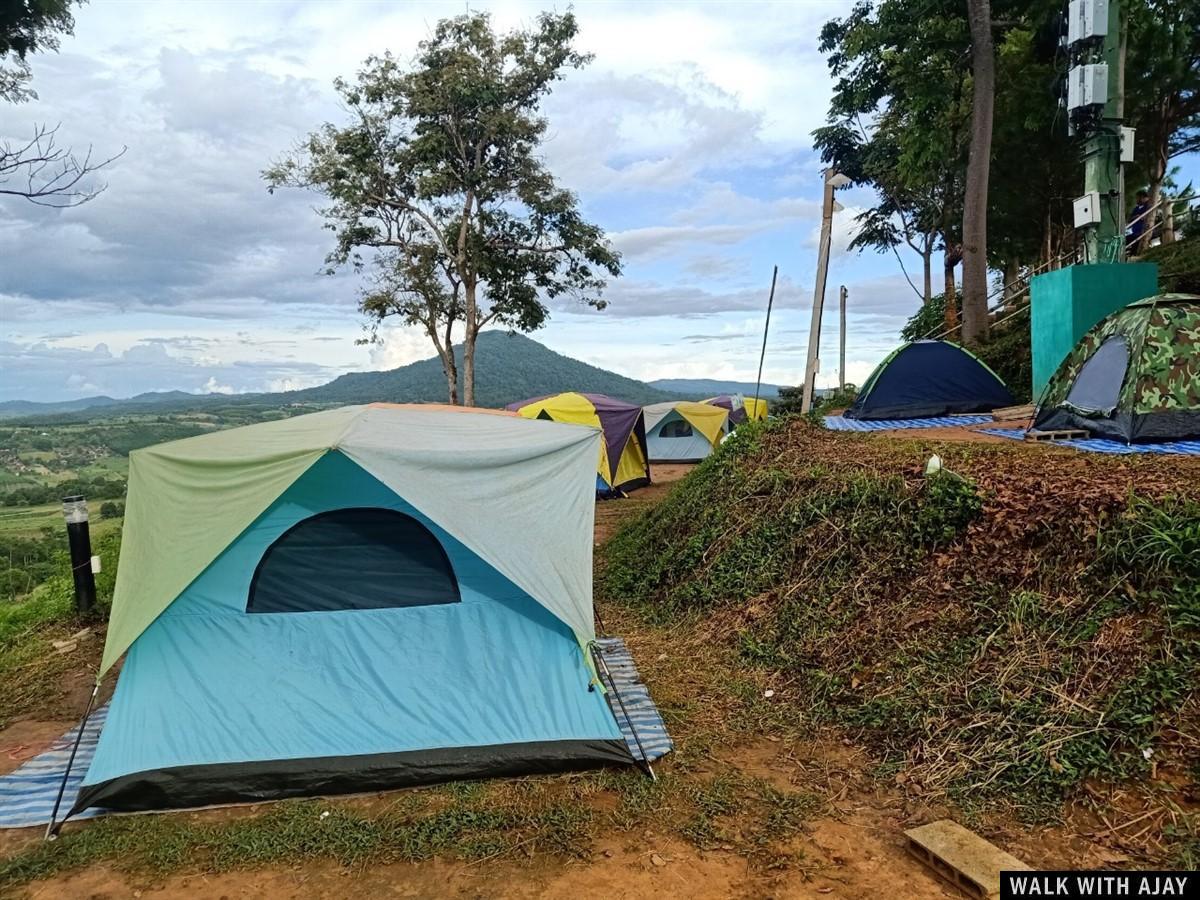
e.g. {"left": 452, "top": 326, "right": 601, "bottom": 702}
{"left": 643, "top": 401, "right": 730, "bottom": 462}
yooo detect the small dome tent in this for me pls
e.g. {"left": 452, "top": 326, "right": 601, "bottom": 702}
{"left": 703, "top": 394, "right": 767, "bottom": 426}
{"left": 507, "top": 392, "right": 650, "bottom": 495}
{"left": 643, "top": 401, "right": 730, "bottom": 462}
{"left": 846, "top": 340, "right": 1014, "bottom": 420}
{"left": 67, "top": 405, "right": 637, "bottom": 819}
{"left": 1033, "top": 294, "right": 1200, "bottom": 442}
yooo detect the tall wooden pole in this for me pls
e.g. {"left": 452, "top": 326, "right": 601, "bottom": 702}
{"left": 801, "top": 171, "right": 838, "bottom": 413}
{"left": 838, "top": 285, "right": 847, "bottom": 390}
{"left": 753, "top": 265, "right": 779, "bottom": 416}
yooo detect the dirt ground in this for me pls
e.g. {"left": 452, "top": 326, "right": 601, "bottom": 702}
{"left": 0, "top": 453, "right": 1167, "bottom": 898}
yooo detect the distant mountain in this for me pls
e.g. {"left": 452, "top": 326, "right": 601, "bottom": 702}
{"left": 3, "top": 333, "right": 679, "bottom": 423}
{"left": 287, "top": 331, "right": 677, "bottom": 407}
{"left": 648, "top": 378, "right": 784, "bottom": 399}
{"left": 0, "top": 390, "right": 207, "bottom": 420}
{"left": 0, "top": 396, "right": 119, "bottom": 418}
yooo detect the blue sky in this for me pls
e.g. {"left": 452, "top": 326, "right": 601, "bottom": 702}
{"left": 0, "top": 1, "right": 1193, "bottom": 402}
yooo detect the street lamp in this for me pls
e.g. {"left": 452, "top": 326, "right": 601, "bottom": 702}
{"left": 801, "top": 169, "right": 852, "bottom": 413}
{"left": 61, "top": 495, "right": 97, "bottom": 615}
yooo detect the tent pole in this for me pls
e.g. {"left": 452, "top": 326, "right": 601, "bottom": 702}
{"left": 594, "top": 645, "right": 656, "bottom": 781}
{"left": 45, "top": 681, "right": 98, "bottom": 840}
{"left": 753, "top": 265, "right": 779, "bottom": 417}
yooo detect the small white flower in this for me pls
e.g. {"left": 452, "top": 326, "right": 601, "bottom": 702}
{"left": 764, "top": 689, "right": 776, "bottom": 699}
{"left": 1142, "top": 748, "right": 1154, "bottom": 760}
{"left": 320, "top": 810, "right": 331, "bottom": 819}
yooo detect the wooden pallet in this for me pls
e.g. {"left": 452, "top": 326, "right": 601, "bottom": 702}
{"left": 991, "top": 403, "right": 1035, "bottom": 421}
{"left": 1024, "top": 428, "right": 1088, "bottom": 442}
{"left": 905, "top": 820, "right": 1030, "bottom": 899}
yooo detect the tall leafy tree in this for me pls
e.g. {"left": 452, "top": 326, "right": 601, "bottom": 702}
{"left": 266, "top": 12, "right": 621, "bottom": 406}
{"left": 816, "top": 0, "right": 973, "bottom": 331}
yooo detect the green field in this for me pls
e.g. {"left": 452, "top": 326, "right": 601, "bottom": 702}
{"left": 0, "top": 501, "right": 121, "bottom": 539}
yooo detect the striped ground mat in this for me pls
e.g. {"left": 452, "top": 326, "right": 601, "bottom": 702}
{"left": 595, "top": 637, "right": 674, "bottom": 764}
{"left": 0, "top": 704, "right": 108, "bottom": 828}
{"left": 0, "top": 639, "right": 671, "bottom": 829}
{"left": 824, "top": 414, "right": 994, "bottom": 432}
{"left": 980, "top": 428, "right": 1200, "bottom": 456}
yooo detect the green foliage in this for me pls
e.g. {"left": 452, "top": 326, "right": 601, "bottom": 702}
{"left": 769, "top": 384, "right": 858, "bottom": 418}
{"left": 1142, "top": 231, "right": 1200, "bottom": 294}
{"left": 912, "top": 472, "right": 982, "bottom": 545}
{"left": 899, "top": 294, "right": 957, "bottom": 342}
{"left": 99, "top": 500, "right": 123, "bottom": 519}
{"left": 971, "top": 311, "right": 1033, "bottom": 403}
{"left": 0, "top": 529, "right": 63, "bottom": 600}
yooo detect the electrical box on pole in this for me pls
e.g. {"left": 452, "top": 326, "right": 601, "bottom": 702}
{"left": 1120, "top": 126, "right": 1135, "bottom": 163}
{"left": 1073, "top": 192, "right": 1103, "bottom": 228}
{"left": 1067, "top": 0, "right": 1108, "bottom": 45}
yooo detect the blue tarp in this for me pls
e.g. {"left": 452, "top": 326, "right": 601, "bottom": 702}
{"left": 0, "top": 705, "right": 108, "bottom": 828}
{"left": 979, "top": 428, "right": 1200, "bottom": 456}
{"left": 80, "top": 451, "right": 623, "bottom": 800}
{"left": 825, "top": 415, "right": 994, "bottom": 432}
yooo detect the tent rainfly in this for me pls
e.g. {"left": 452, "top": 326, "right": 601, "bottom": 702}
{"left": 506, "top": 392, "right": 650, "bottom": 495}
{"left": 65, "top": 405, "right": 639, "bottom": 820}
{"left": 1033, "top": 293, "right": 1200, "bottom": 442}
{"left": 643, "top": 401, "right": 730, "bottom": 462}
{"left": 845, "top": 340, "right": 1014, "bottom": 420}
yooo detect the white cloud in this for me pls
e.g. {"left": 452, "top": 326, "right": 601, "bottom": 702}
{"left": 1, "top": 0, "right": 947, "bottom": 402}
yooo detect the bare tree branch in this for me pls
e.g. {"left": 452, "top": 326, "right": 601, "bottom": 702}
{"left": 0, "top": 123, "right": 125, "bottom": 208}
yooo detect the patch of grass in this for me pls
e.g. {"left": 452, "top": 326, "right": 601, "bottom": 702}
{"left": 0, "top": 531, "right": 120, "bottom": 726}
{"left": 600, "top": 421, "right": 1200, "bottom": 823}
{"left": 0, "top": 784, "right": 598, "bottom": 893}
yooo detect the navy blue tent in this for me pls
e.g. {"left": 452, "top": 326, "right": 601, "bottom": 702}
{"left": 846, "top": 340, "right": 1014, "bottom": 420}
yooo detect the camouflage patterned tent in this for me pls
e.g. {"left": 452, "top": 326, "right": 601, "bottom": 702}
{"left": 1033, "top": 293, "right": 1200, "bottom": 442}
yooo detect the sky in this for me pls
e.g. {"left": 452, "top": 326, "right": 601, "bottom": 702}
{"left": 0, "top": 1, "right": 1190, "bottom": 403}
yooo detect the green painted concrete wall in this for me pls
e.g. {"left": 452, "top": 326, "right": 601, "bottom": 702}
{"left": 1030, "top": 262, "right": 1158, "bottom": 398}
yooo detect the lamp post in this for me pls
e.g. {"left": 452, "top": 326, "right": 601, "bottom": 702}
{"left": 61, "top": 495, "right": 96, "bottom": 616}
{"left": 801, "top": 170, "right": 852, "bottom": 413}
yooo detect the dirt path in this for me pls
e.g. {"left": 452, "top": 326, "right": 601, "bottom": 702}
{"left": 4, "top": 458, "right": 1110, "bottom": 898}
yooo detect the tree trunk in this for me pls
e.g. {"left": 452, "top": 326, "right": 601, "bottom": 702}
{"left": 443, "top": 351, "right": 459, "bottom": 405}
{"left": 961, "top": 0, "right": 994, "bottom": 347}
{"left": 462, "top": 281, "right": 478, "bottom": 407}
{"left": 943, "top": 252, "right": 959, "bottom": 332}
{"left": 922, "top": 239, "right": 933, "bottom": 304}
{"left": 1002, "top": 257, "right": 1021, "bottom": 304}
{"left": 1138, "top": 111, "right": 1170, "bottom": 254}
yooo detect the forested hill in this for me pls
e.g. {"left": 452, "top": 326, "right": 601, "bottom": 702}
{"left": 648, "top": 378, "right": 783, "bottom": 398}
{"left": 288, "top": 331, "right": 677, "bottom": 407}
{"left": 1, "top": 333, "right": 678, "bottom": 422}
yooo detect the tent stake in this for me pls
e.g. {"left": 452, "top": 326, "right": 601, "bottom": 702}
{"left": 594, "top": 645, "right": 656, "bottom": 781}
{"left": 45, "top": 682, "right": 98, "bottom": 840}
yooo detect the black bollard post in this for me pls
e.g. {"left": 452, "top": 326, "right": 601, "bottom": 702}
{"left": 61, "top": 495, "right": 96, "bottom": 616}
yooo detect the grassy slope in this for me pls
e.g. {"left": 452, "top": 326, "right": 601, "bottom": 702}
{"left": 601, "top": 421, "right": 1200, "bottom": 830}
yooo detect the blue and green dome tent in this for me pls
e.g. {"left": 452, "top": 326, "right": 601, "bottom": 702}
{"left": 66, "top": 404, "right": 637, "bottom": 818}
{"left": 846, "top": 340, "right": 1014, "bottom": 420}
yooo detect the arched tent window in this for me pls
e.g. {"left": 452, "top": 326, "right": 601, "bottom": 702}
{"left": 1064, "top": 335, "right": 1129, "bottom": 415}
{"left": 659, "top": 418, "right": 694, "bottom": 438}
{"left": 248, "top": 508, "right": 460, "bottom": 614}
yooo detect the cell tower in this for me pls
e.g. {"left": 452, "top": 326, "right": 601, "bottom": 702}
{"left": 1063, "top": 0, "right": 1133, "bottom": 263}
